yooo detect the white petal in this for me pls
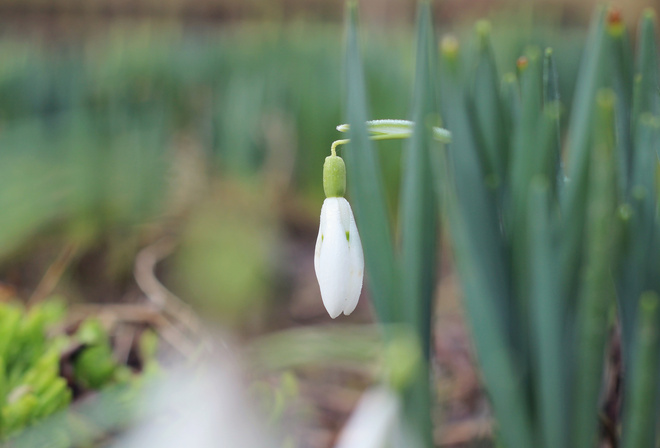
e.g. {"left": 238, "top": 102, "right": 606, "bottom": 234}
{"left": 334, "top": 387, "right": 401, "bottom": 448}
{"left": 315, "top": 198, "right": 351, "bottom": 318}
{"left": 342, "top": 201, "right": 364, "bottom": 316}
{"left": 314, "top": 200, "right": 328, "bottom": 276}
{"left": 314, "top": 197, "right": 365, "bottom": 319}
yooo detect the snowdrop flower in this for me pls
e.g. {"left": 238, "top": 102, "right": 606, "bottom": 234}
{"left": 314, "top": 154, "right": 364, "bottom": 318}
{"left": 334, "top": 386, "right": 404, "bottom": 448}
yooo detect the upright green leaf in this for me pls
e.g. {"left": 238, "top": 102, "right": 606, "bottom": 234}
{"left": 343, "top": 2, "right": 400, "bottom": 323}
{"left": 617, "top": 114, "right": 660, "bottom": 367}
{"left": 542, "top": 49, "right": 561, "bottom": 107}
{"left": 542, "top": 48, "right": 564, "bottom": 192}
{"left": 571, "top": 90, "right": 620, "bottom": 448}
{"left": 633, "top": 10, "right": 660, "bottom": 122}
{"left": 400, "top": 0, "right": 438, "bottom": 357}
{"left": 471, "top": 21, "right": 507, "bottom": 183}
{"left": 510, "top": 47, "right": 543, "bottom": 225}
{"left": 437, "top": 36, "right": 534, "bottom": 448}
{"left": 528, "top": 179, "right": 566, "bottom": 448}
{"left": 509, "top": 48, "right": 544, "bottom": 375}
{"left": 438, "top": 37, "right": 512, "bottom": 338}
{"left": 559, "top": 8, "right": 608, "bottom": 307}
{"left": 622, "top": 293, "right": 660, "bottom": 448}
{"left": 606, "top": 10, "right": 634, "bottom": 192}
{"left": 510, "top": 47, "right": 543, "bottom": 214}
{"left": 502, "top": 72, "right": 521, "bottom": 134}
{"left": 532, "top": 103, "right": 563, "bottom": 198}
{"left": 435, "top": 154, "right": 535, "bottom": 448}
{"left": 399, "top": 3, "right": 438, "bottom": 445}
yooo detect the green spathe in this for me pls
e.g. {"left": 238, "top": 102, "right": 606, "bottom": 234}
{"left": 323, "top": 155, "right": 346, "bottom": 198}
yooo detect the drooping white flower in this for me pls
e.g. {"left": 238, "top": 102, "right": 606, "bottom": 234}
{"left": 314, "top": 196, "right": 364, "bottom": 318}
{"left": 314, "top": 153, "right": 364, "bottom": 318}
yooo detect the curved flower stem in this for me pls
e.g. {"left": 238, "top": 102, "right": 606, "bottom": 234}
{"left": 331, "top": 139, "right": 350, "bottom": 156}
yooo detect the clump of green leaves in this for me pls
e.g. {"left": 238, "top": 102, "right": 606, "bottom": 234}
{"left": 0, "top": 300, "right": 159, "bottom": 443}
{"left": 0, "top": 301, "right": 70, "bottom": 438}
{"left": 73, "top": 319, "right": 119, "bottom": 390}
{"left": 434, "top": 6, "right": 660, "bottom": 448}
{"left": 346, "top": 2, "right": 660, "bottom": 447}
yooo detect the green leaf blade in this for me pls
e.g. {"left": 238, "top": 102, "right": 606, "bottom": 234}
{"left": 343, "top": 2, "right": 400, "bottom": 323}
{"left": 571, "top": 89, "right": 621, "bottom": 448}
{"left": 398, "top": 4, "right": 439, "bottom": 445}
{"left": 622, "top": 293, "right": 660, "bottom": 448}
{"left": 436, "top": 34, "right": 534, "bottom": 448}
{"left": 559, "top": 7, "right": 609, "bottom": 307}
{"left": 471, "top": 21, "right": 507, "bottom": 182}
{"left": 528, "top": 179, "right": 567, "bottom": 448}
{"left": 634, "top": 10, "right": 660, "bottom": 121}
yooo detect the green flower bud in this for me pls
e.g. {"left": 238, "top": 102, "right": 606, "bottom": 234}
{"left": 323, "top": 155, "right": 346, "bottom": 198}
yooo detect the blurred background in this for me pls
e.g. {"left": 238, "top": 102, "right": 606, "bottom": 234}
{"left": 0, "top": 0, "right": 658, "bottom": 446}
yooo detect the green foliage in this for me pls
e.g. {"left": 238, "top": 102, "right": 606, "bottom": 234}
{"left": 72, "top": 318, "right": 126, "bottom": 391}
{"left": 343, "top": 2, "right": 439, "bottom": 446}
{"left": 0, "top": 301, "right": 70, "bottom": 439}
{"left": 0, "top": 25, "right": 414, "bottom": 263}
{"left": 0, "top": 300, "right": 158, "bottom": 443}
{"left": 345, "top": 3, "right": 660, "bottom": 447}
{"left": 171, "top": 181, "right": 274, "bottom": 325}
{"left": 431, "top": 6, "right": 660, "bottom": 448}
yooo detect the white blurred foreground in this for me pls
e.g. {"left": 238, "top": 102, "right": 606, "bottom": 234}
{"left": 114, "top": 350, "right": 413, "bottom": 448}
{"left": 115, "top": 358, "right": 275, "bottom": 448}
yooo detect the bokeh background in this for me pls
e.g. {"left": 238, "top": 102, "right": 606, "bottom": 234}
{"left": 1, "top": 0, "right": 659, "bottom": 446}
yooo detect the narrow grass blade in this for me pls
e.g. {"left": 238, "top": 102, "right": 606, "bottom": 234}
{"left": 434, "top": 151, "right": 534, "bottom": 448}
{"left": 510, "top": 46, "right": 543, "bottom": 213}
{"left": 471, "top": 21, "right": 507, "bottom": 183}
{"left": 564, "top": 8, "right": 608, "bottom": 176}
{"left": 502, "top": 72, "right": 521, "bottom": 134}
{"left": 633, "top": 10, "right": 660, "bottom": 121}
{"left": 605, "top": 10, "right": 634, "bottom": 192}
{"left": 559, "top": 8, "right": 608, "bottom": 306}
{"left": 437, "top": 36, "right": 534, "bottom": 448}
{"left": 571, "top": 90, "right": 620, "bottom": 448}
{"left": 399, "top": 3, "right": 438, "bottom": 445}
{"left": 528, "top": 179, "right": 566, "bottom": 448}
{"left": 542, "top": 48, "right": 561, "bottom": 106}
{"left": 343, "top": 2, "right": 400, "bottom": 322}
{"left": 400, "top": 0, "right": 438, "bottom": 356}
{"left": 533, "top": 103, "right": 563, "bottom": 200}
{"left": 509, "top": 48, "right": 543, "bottom": 375}
{"left": 617, "top": 114, "right": 660, "bottom": 366}
{"left": 510, "top": 47, "right": 543, "bottom": 225}
{"left": 438, "top": 38, "right": 511, "bottom": 333}
{"left": 542, "top": 48, "right": 565, "bottom": 192}
{"left": 621, "top": 293, "right": 660, "bottom": 448}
